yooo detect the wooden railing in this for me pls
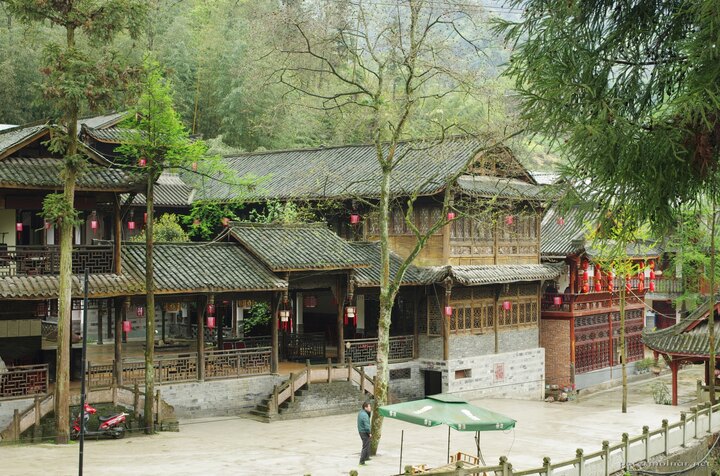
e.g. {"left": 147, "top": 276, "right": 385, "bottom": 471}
{"left": 541, "top": 292, "right": 644, "bottom": 314}
{"left": 40, "top": 320, "right": 58, "bottom": 341}
{"left": 269, "top": 359, "right": 375, "bottom": 414}
{"left": 421, "top": 401, "right": 720, "bottom": 476}
{"left": 652, "top": 277, "right": 684, "bottom": 295}
{"left": 0, "top": 364, "right": 49, "bottom": 400}
{"left": 282, "top": 332, "right": 326, "bottom": 361}
{"left": 0, "top": 245, "right": 113, "bottom": 276}
{"left": 344, "top": 335, "right": 415, "bottom": 364}
{"left": 86, "top": 348, "right": 271, "bottom": 388}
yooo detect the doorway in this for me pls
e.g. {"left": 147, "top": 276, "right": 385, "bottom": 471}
{"left": 423, "top": 370, "right": 442, "bottom": 397}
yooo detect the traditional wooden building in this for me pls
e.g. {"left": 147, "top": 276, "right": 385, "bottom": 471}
{"left": 539, "top": 206, "right": 660, "bottom": 390}
{"left": 643, "top": 300, "right": 720, "bottom": 405}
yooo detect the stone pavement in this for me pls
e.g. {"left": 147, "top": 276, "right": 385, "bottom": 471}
{"left": 0, "top": 366, "right": 704, "bottom": 476}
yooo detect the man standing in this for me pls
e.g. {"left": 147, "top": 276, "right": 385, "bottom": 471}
{"left": 357, "top": 401, "right": 372, "bottom": 465}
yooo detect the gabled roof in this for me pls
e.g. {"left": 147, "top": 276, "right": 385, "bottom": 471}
{"left": 81, "top": 125, "right": 143, "bottom": 144}
{"left": 121, "top": 242, "right": 287, "bottom": 293}
{"left": 194, "top": 136, "right": 532, "bottom": 201}
{"left": 447, "top": 264, "right": 563, "bottom": 286}
{"left": 350, "top": 242, "right": 443, "bottom": 287}
{"left": 78, "top": 112, "right": 127, "bottom": 130}
{"left": 0, "top": 274, "right": 142, "bottom": 300}
{"left": 540, "top": 207, "right": 593, "bottom": 257}
{"left": 125, "top": 172, "right": 195, "bottom": 207}
{"left": 0, "top": 157, "right": 145, "bottom": 191}
{"left": 643, "top": 299, "right": 720, "bottom": 357}
{"left": 0, "top": 124, "right": 49, "bottom": 160}
{"left": 456, "top": 175, "right": 544, "bottom": 200}
{"left": 229, "top": 222, "right": 370, "bottom": 272}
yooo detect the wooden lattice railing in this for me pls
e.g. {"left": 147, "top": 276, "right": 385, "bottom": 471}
{"left": 0, "top": 364, "right": 49, "bottom": 400}
{"left": 344, "top": 335, "right": 415, "bottom": 364}
{"left": 205, "top": 347, "right": 271, "bottom": 379}
{"left": 0, "top": 245, "right": 113, "bottom": 276}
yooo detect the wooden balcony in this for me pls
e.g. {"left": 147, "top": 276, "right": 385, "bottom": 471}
{"left": 542, "top": 291, "right": 645, "bottom": 317}
{"left": 0, "top": 245, "right": 114, "bottom": 276}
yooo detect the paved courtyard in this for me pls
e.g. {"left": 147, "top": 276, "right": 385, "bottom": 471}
{"left": 0, "top": 366, "right": 704, "bottom": 476}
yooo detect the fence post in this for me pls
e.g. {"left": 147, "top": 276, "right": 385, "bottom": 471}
{"left": 133, "top": 383, "right": 141, "bottom": 420}
{"left": 112, "top": 384, "right": 118, "bottom": 406}
{"left": 272, "top": 385, "right": 279, "bottom": 414}
{"left": 602, "top": 440, "right": 609, "bottom": 476}
{"left": 692, "top": 406, "right": 699, "bottom": 439}
{"left": 542, "top": 456, "right": 552, "bottom": 476}
{"left": 290, "top": 373, "right": 295, "bottom": 403}
{"left": 642, "top": 426, "right": 649, "bottom": 462}
{"left": 622, "top": 433, "right": 629, "bottom": 470}
{"left": 662, "top": 419, "right": 669, "bottom": 455}
{"left": 12, "top": 409, "right": 20, "bottom": 441}
{"left": 33, "top": 395, "right": 41, "bottom": 442}
{"left": 158, "top": 358, "right": 163, "bottom": 384}
{"left": 306, "top": 359, "right": 312, "bottom": 389}
{"left": 360, "top": 367, "right": 366, "bottom": 395}
{"left": 499, "top": 456, "right": 509, "bottom": 476}
{"left": 156, "top": 389, "right": 162, "bottom": 430}
{"left": 707, "top": 401, "right": 713, "bottom": 433}
{"left": 348, "top": 358, "right": 352, "bottom": 381}
{"left": 327, "top": 358, "right": 332, "bottom": 383}
{"left": 680, "top": 412, "right": 687, "bottom": 448}
{"left": 576, "top": 449, "right": 584, "bottom": 476}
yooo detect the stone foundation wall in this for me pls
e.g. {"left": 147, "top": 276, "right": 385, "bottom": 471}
{"left": 159, "top": 375, "right": 283, "bottom": 419}
{"left": 361, "top": 361, "right": 424, "bottom": 402}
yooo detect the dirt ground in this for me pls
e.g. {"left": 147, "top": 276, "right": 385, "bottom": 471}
{"left": 0, "top": 365, "right": 706, "bottom": 476}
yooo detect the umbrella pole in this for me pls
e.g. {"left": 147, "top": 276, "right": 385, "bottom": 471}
{"left": 399, "top": 430, "right": 404, "bottom": 475}
{"left": 447, "top": 426, "right": 451, "bottom": 463}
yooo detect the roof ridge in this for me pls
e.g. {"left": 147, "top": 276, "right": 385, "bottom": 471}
{"left": 230, "top": 221, "right": 327, "bottom": 229}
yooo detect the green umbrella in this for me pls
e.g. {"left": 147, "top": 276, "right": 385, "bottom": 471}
{"left": 378, "top": 394, "right": 516, "bottom": 469}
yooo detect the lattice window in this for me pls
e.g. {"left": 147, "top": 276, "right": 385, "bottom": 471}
{"left": 427, "top": 297, "right": 442, "bottom": 336}
{"left": 392, "top": 208, "right": 406, "bottom": 234}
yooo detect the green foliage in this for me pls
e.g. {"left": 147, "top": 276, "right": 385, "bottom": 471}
{"left": 243, "top": 302, "right": 270, "bottom": 335}
{"left": 247, "top": 200, "right": 314, "bottom": 225}
{"left": 498, "top": 0, "right": 720, "bottom": 231}
{"left": 635, "top": 358, "right": 656, "bottom": 372}
{"left": 41, "top": 193, "right": 80, "bottom": 226}
{"left": 651, "top": 381, "right": 671, "bottom": 406}
{"left": 130, "top": 213, "right": 189, "bottom": 243}
{"left": 182, "top": 201, "right": 242, "bottom": 240}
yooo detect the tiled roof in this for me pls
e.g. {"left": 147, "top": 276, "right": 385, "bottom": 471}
{"left": 82, "top": 126, "right": 143, "bottom": 144}
{"left": 529, "top": 171, "right": 561, "bottom": 185}
{"left": 0, "top": 125, "right": 48, "bottom": 159}
{"left": 229, "top": 223, "right": 370, "bottom": 271}
{"left": 643, "top": 300, "right": 720, "bottom": 357}
{"left": 121, "top": 242, "right": 287, "bottom": 293}
{"left": 125, "top": 172, "right": 195, "bottom": 207}
{"left": 448, "top": 264, "right": 563, "bottom": 286}
{"left": 540, "top": 207, "right": 593, "bottom": 257}
{"left": 455, "top": 175, "right": 544, "bottom": 200}
{"left": 350, "top": 242, "right": 443, "bottom": 287}
{"left": 78, "top": 112, "right": 127, "bottom": 130}
{"left": 0, "top": 274, "right": 142, "bottom": 299}
{"left": 195, "top": 137, "right": 530, "bottom": 201}
{"left": 0, "top": 157, "right": 145, "bottom": 191}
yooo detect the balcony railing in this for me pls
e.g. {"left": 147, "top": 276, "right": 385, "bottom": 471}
{"left": 0, "top": 245, "right": 113, "bottom": 277}
{"left": 0, "top": 364, "right": 49, "bottom": 400}
{"left": 542, "top": 292, "right": 645, "bottom": 314}
{"left": 344, "top": 335, "right": 415, "bottom": 364}
{"left": 651, "top": 276, "right": 684, "bottom": 295}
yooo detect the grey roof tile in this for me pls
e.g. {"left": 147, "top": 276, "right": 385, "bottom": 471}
{"left": 448, "top": 264, "right": 563, "bottom": 286}
{"left": 0, "top": 274, "right": 142, "bottom": 299}
{"left": 350, "top": 242, "right": 442, "bottom": 287}
{"left": 643, "top": 298, "right": 720, "bottom": 356}
{"left": 0, "top": 125, "right": 48, "bottom": 159}
{"left": 455, "top": 175, "right": 544, "bottom": 200}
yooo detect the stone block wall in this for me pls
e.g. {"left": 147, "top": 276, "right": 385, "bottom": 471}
{"left": 540, "top": 318, "right": 572, "bottom": 388}
{"left": 159, "top": 375, "right": 282, "bottom": 419}
{"left": 449, "top": 327, "right": 539, "bottom": 359}
{"left": 417, "top": 334, "right": 443, "bottom": 360}
{"left": 361, "top": 361, "right": 424, "bottom": 402}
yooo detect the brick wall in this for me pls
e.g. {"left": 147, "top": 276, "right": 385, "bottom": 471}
{"left": 361, "top": 361, "right": 425, "bottom": 401}
{"left": 449, "top": 327, "right": 539, "bottom": 359}
{"left": 540, "top": 318, "right": 571, "bottom": 388}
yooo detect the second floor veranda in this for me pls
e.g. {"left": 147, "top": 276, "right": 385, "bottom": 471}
{"left": 0, "top": 244, "right": 114, "bottom": 277}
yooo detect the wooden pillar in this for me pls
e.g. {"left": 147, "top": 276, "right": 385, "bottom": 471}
{"left": 97, "top": 299, "right": 104, "bottom": 345}
{"left": 443, "top": 278, "right": 452, "bottom": 361}
{"left": 114, "top": 298, "right": 126, "bottom": 386}
{"left": 113, "top": 197, "right": 122, "bottom": 274}
{"left": 197, "top": 296, "right": 205, "bottom": 381}
{"left": 271, "top": 292, "right": 279, "bottom": 373}
{"left": 706, "top": 360, "right": 711, "bottom": 386}
{"left": 413, "top": 287, "right": 419, "bottom": 360}
{"left": 214, "top": 295, "right": 223, "bottom": 351}
{"left": 106, "top": 298, "right": 113, "bottom": 339}
{"left": 671, "top": 360, "right": 679, "bottom": 406}
{"left": 161, "top": 307, "right": 166, "bottom": 343}
{"left": 569, "top": 257, "right": 578, "bottom": 294}
{"left": 337, "top": 277, "right": 347, "bottom": 364}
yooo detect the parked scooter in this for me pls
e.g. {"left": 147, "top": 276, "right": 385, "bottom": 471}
{"left": 70, "top": 402, "right": 127, "bottom": 440}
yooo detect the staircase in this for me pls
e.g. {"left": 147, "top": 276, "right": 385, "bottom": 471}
{"left": 249, "top": 360, "right": 375, "bottom": 422}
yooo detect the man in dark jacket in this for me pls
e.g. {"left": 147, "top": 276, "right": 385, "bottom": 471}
{"left": 357, "top": 402, "right": 372, "bottom": 465}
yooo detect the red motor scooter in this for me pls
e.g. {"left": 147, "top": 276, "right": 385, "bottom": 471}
{"left": 71, "top": 402, "right": 127, "bottom": 440}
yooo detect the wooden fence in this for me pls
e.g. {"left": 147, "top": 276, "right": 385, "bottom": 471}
{"left": 418, "top": 401, "right": 720, "bottom": 475}
{"left": 344, "top": 335, "right": 415, "bottom": 364}
{"left": 0, "top": 364, "right": 49, "bottom": 400}
{"left": 86, "top": 347, "right": 271, "bottom": 388}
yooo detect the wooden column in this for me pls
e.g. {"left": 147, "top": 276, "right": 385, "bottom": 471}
{"left": 107, "top": 298, "right": 113, "bottom": 340}
{"left": 271, "top": 292, "right": 279, "bottom": 373}
{"left": 161, "top": 307, "right": 166, "bottom": 343}
{"left": 113, "top": 197, "right": 122, "bottom": 274}
{"left": 97, "top": 299, "right": 104, "bottom": 345}
{"left": 443, "top": 278, "right": 452, "bottom": 361}
{"left": 569, "top": 257, "right": 578, "bottom": 294}
{"left": 114, "top": 298, "right": 127, "bottom": 386}
{"left": 671, "top": 360, "right": 679, "bottom": 406}
{"left": 337, "top": 276, "right": 349, "bottom": 364}
{"left": 197, "top": 297, "right": 205, "bottom": 381}
{"left": 706, "top": 360, "right": 711, "bottom": 386}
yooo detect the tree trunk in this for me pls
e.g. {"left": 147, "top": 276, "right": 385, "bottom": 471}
{"left": 370, "top": 161, "right": 395, "bottom": 456}
{"left": 620, "top": 277, "right": 627, "bottom": 414}
{"left": 709, "top": 197, "right": 716, "bottom": 404}
{"left": 144, "top": 177, "right": 156, "bottom": 433}
{"left": 54, "top": 24, "right": 78, "bottom": 446}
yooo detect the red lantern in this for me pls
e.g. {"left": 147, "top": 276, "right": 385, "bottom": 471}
{"left": 44, "top": 220, "right": 52, "bottom": 230}
{"left": 581, "top": 283, "right": 589, "bottom": 293}
{"left": 649, "top": 270, "right": 656, "bottom": 280}
{"left": 90, "top": 220, "right": 98, "bottom": 231}
{"left": 221, "top": 217, "right": 230, "bottom": 227}
{"left": 557, "top": 217, "right": 565, "bottom": 226}
{"left": 581, "top": 259, "right": 589, "bottom": 270}
{"left": 649, "top": 280, "right": 656, "bottom": 292}
{"left": 444, "top": 305, "right": 453, "bottom": 316}
{"left": 505, "top": 215, "right": 514, "bottom": 226}
{"left": 127, "top": 220, "right": 136, "bottom": 230}
{"left": 207, "top": 316, "right": 216, "bottom": 329}
{"left": 649, "top": 260, "right": 655, "bottom": 270}
{"left": 553, "top": 296, "right": 562, "bottom": 306}
{"left": 345, "top": 306, "right": 357, "bottom": 326}
{"left": 192, "top": 162, "right": 198, "bottom": 172}
{"left": 447, "top": 211, "right": 456, "bottom": 220}
{"left": 136, "top": 306, "right": 145, "bottom": 317}
{"left": 581, "top": 270, "right": 589, "bottom": 282}
{"left": 193, "top": 218, "right": 201, "bottom": 227}
{"left": 15, "top": 222, "right": 22, "bottom": 232}
{"left": 637, "top": 273, "right": 645, "bottom": 292}
{"left": 207, "top": 303, "right": 216, "bottom": 316}
{"left": 594, "top": 267, "right": 602, "bottom": 292}
{"left": 502, "top": 300, "right": 511, "bottom": 311}
{"left": 608, "top": 273, "right": 614, "bottom": 292}
{"left": 350, "top": 213, "right": 360, "bottom": 224}
{"left": 122, "top": 321, "right": 131, "bottom": 333}
{"left": 625, "top": 276, "right": 631, "bottom": 292}
{"left": 138, "top": 158, "right": 147, "bottom": 167}
{"left": 143, "top": 212, "right": 148, "bottom": 224}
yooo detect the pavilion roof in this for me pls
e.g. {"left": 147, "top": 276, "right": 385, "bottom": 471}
{"left": 193, "top": 136, "right": 534, "bottom": 201}
{"left": 229, "top": 223, "right": 370, "bottom": 272}
{"left": 121, "top": 242, "right": 287, "bottom": 293}
{"left": 77, "top": 111, "right": 127, "bottom": 130}
{"left": 455, "top": 175, "right": 544, "bottom": 200}
{"left": 643, "top": 300, "right": 720, "bottom": 358}
{"left": 124, "top": 172, "right": 195, "bottom": 207}
{"left": 0, "top": 273, "right": 142, "bottom": 300}
{"left": 0, "top": 124, "right": 48, "bottom": 160}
